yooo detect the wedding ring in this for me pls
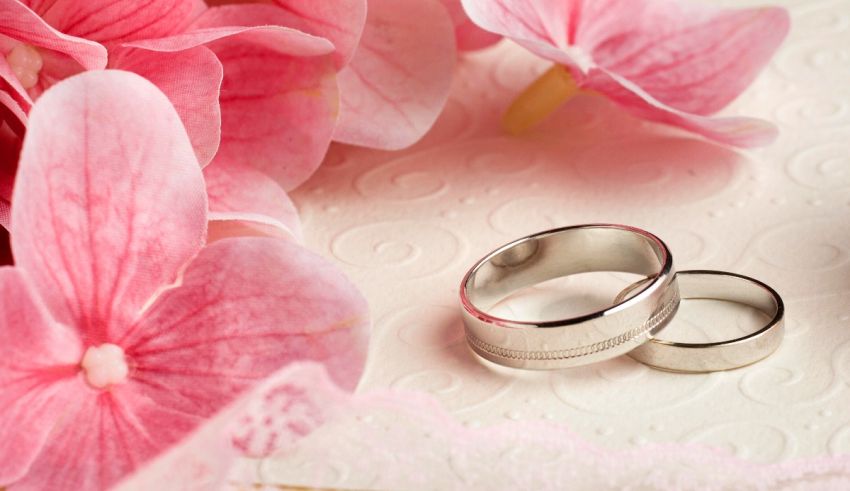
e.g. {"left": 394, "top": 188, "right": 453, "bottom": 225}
{"left": 623, "top": 270, "right": 784, "bottom": 373}
{"left": 460, "top": 224, "right": 679, "bottom": 369}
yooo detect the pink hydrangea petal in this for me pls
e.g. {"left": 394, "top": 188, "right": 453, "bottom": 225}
{"left": 459, "top": 0, "right": 582, "bottom": 69}
{"left": 8, "top": 385, "right": 206, "bottom": 491}
{"left": 21, "top": 0, "right": 199, "bottom": 43}
{"left": 124, "top": 23, "right": 331, "bottom": 56}
{"left": 0, "top": 0, "right": 107, "bottom": 71}
{"left": 461, "top": 0, "right": 788, "bottom": 117}
{"left": 0, "top": 268, "right": 83, "bottom": 485}
{"left": 112, "top": 401, "right": 237, "bottom": 491}
{"left": 110, "top": 46, "right": 223, "bottom": 167}
{"left": 11, "top": 70, "right": 207, "bottom": 343}
{"left": 123, "top": 18, "right": 338, "bottom": 189}
{"left": 577, "top": 2, "right": 790, "bottom": 115}
{"left": 120, "top": 237, "right": 370, "bottom": 417}
{"left": 189, "top": 5, "right": 339, "bottom": 189}
{"left": 207, "top": 0, "right": 367, "bottom": 69}
{"left": 588, "top": 67, "right": 778, "bottom": 147}
{"left": 0, "top": 88, "right": 28, "bottom": 130}
{"left": 204, "top": 159, "right": 303, "bottom": 242}
{"left": 204, "top": 0, "right": 365, "bottom": 68}
{"left": 269, "top": 0, "right": 366, "bottom": 68}
{"left": 439, "top": 0, "right": 501, "bottom": 51}
{"left": 333, "top": 0, "right": 456, "bottom": 150}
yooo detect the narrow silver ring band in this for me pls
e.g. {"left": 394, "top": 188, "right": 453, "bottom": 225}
{"left": 624, "top": 270, "right": 785, "bottom": 373}
{"left": 460, "top": 224, "right": 679, "bottom": 369}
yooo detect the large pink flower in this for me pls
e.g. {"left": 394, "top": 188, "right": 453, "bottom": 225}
{"left": 461, "top": 0, "right": 791, "bottom": 147}
{"left": 0, "top": 0, "right": 204, "bottom": 150}
{"left": 0, "top": 70, "right": 369, "bottom": 490}
{"left": 1, "top": 0, "right": 342, "bottom": 237}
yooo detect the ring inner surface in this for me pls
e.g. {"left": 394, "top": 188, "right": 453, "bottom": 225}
{"left": 466, "top": 227, "right": 666, "bottom": 316}
{"left": 627, "top": 271, "right": 784, "bottom": 373}
{"left": 650, "top": 273, "right": 780, "bottom": 346}
{"left": 676, "top": 273, "right": 778, "bottom": 318}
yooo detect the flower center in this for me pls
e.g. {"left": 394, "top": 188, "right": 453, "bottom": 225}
{"left": 81, "top": 343, "right": 129, "bottom": 389}
{"left": 562, "top": 45, "right": 595, "bottom": 74}
{"left": 5, "top": 43, "right": 43, "bottom": 90}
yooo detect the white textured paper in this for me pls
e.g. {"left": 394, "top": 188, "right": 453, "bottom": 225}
{"left": 248, "top": 0, "right": 850, "bottom": 487}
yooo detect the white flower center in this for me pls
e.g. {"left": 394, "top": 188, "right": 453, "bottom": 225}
{"left": 81, "top": 343, "right": 129, "bottom": 389}
{"left": 5, "top": 43, "right": 43, "bottom": 90}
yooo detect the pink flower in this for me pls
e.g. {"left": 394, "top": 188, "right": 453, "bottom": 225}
{"left": 0, "top": 70, "right": 369, "bottom": 489}
{"left": 1, "top": 0, "right": 343, "bottom": 235}
{"left": 461, "top": 0, "right": 791, "bottom": 147}
{"left": 205, "top": 0, "right": 458, "bottom": 150}
{"left": 127, "top": 6, "right": 341, "bottom": 189}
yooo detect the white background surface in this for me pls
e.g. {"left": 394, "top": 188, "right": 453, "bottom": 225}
{"left": 254, "top": 0, "right": 850, "bottom": 487}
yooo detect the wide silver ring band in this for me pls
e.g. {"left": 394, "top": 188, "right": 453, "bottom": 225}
{"left": 460, "top": 224, "right": 679, "bottom": 369}
{"left": 625, "top": 270, "right": 785, "bottom": 373}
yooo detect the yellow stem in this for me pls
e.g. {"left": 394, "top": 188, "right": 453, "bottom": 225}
{"left": 502, "top": 64, "right": 580, "bottom": 135}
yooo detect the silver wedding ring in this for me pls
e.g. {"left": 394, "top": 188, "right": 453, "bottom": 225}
{"left": 460, "top": 224, "right": 679, "bottom": 369}
{"left": 460, "top": 225, "right": 784, "bottom": 373}
{"left": 624, "top": 270, "right": 784, "bottom": 373}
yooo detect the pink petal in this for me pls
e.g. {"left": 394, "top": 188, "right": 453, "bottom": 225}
{"left": 461, "top": 0, "right": 789, "bottom": 116}
{"left": 439, "top": 0, "right": 501, "bottom": 51}
{"left": 122, "top": 16, "right": 339, "bottom": 189}
{"left": 459, "top": 0, "right": 589, "bottom": 71}
{"left": 0, "top": 0, "right": 107, "bottom": 70}
{"left": 580, "top": 2, "right": 790, "bottom": 115}
{"left": 110, "top": 46, "right": 223, "bottom": 167}
{"left": 334, "top": 0, "right": 456, "bottom": 150}
{"left": 587, "top": 67, "right": 778, "bottom": 147}
{"left": 120, "top": 237, "right": 369, "bottom": 417}
{"left": 112, "top": 396, "right": 238, "bottom": 491}
{"left": 0, "top": 88, "right": 28, "bottom": 131}
{"left": 124, "top": 23, "right": 332, "bottom": 56}
{"left": 8, "top": 386, "right": 203, "bottom": 491}
{"left": 11, "top": 70, "right": 207, "bottom": 344}
{"left": 272, "top": 0, "right": 366, "bottom": 68}
{"left": 0, "top": 268, "right": 83, "bottom": 485}
{"left": 21, "top": 0, "right": 199, "bottom": 43}
{"left": 204, "top": 0, "right": 365, "bottom": 68}
{"left": 187, "top": 5, "right": 339, "bottom": 189}
{"left": 260, "top": 0, "right": 367, "bottom": 69}
{"left": 204, "top": 158, "right": 303, "bottom": 242}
